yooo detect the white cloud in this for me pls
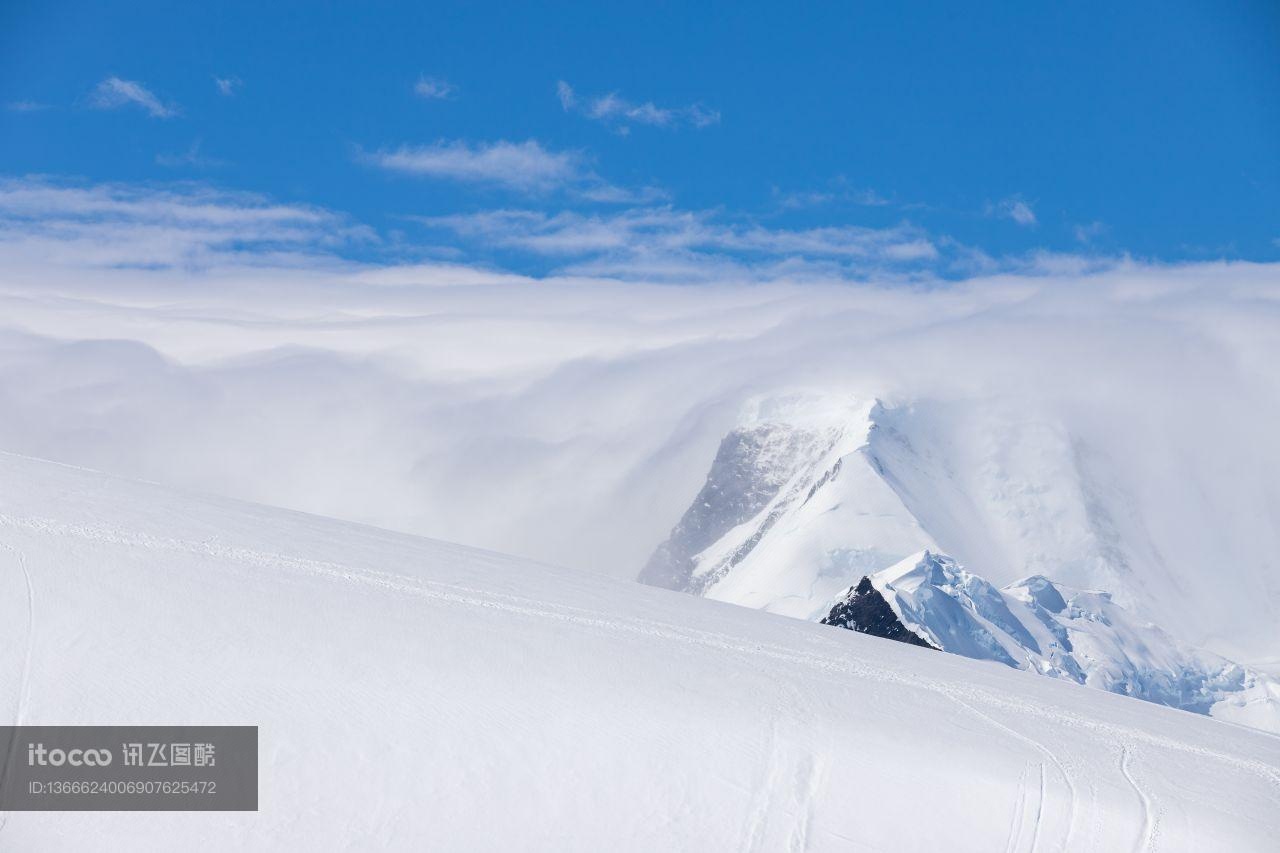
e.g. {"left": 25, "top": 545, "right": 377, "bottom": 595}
{"left": 0, "top": 177, "right": 369, "bottom": 270}
{"left": 364, "top": 140, "right": 584, "bottom": 193}
{"left": 88, "top": 76, "right": 178, "bottom": 118}
{"left": 774, "top": 183, "right": 891, "bottom": 210}
{"left": 774, "top": 189, "right": 835, "bottom": 209}
{"left": 214, "top": 76, "right": 242, "bottom": 96}
{"left": 155, "top": 139, "right": 227, "bottom": 169}
{"left": 556, "top": 80, "right": 576, "bottom": 111}
{"left": 417, "top": 207, "right": 940, "bottom": 278}
{"left": 2, "top": 173, "right": 1280, "bottom": 665}
{"left": 363, "top": 140, "right": 651, "bottom": 202}
{"left": 414, "top": 76, "right": 456, "bottom": 100}
{"left": 557, "top": 80, "right": 719, "bottom": 131}
{"left": 6, "top": 100, "right": 49, "bottom": 112}
{"left": 574, "top": 183, "right": 670, "bottom": 205}
{"left": 1074, "top": 221, "right": 1108, "bottom": 244}
{"left": 990, "top": 196, "right": 1037, "bottom": 227}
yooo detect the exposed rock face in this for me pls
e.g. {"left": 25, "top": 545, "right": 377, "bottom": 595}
{"left": 821, "top": 576, "right": 937, "bottom": 649}
{"left": 638, "top": 420, "right": 837, "bottom": 592}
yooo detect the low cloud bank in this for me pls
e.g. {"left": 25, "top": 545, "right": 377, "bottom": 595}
{"left": 1, "top": 178, "right": 1278, "bottom": 658}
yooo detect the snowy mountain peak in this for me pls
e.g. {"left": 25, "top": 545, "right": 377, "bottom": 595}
{"left": 823, "top": 551, "right": 1280, "bottom": 732}
{"left": 639, "top": 391, "right": 1280, "bottom": 732}
{"left": 735, "top": 389, "right": 872, "bottom": 431}
{"left": 820, "top": 575, "right": 937, "bottom": 649}
{"left": 1005, "top": 574, "right": 1069, "bottom": 614}
{"left": 638, "top": 392, "right": 884, "bottom": 595}
{"left": 640, "top": 392, "right": 934, "bottom": 613}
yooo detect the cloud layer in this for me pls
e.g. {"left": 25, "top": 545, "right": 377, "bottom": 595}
{"left": 1, "top": 177, "right": 1278, "bottom": 660}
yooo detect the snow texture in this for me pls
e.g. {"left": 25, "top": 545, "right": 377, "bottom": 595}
{"left": 2, "top": 451, "right": 1279, "bottom": 850}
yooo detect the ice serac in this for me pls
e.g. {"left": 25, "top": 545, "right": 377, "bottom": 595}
{"left": 828, "top": 550, "right": 1280, "bottom": 733}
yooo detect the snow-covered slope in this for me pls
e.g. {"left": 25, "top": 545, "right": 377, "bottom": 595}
{"left": 2, "top": 452, "right": 1279, "bottom": 850}
{"left": 823, "top": 551, "right": 1280, "bottom": 733}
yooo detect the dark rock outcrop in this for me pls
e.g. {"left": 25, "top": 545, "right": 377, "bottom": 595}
{"left": 821, "top": 576, "right": 936, "bottom": 649}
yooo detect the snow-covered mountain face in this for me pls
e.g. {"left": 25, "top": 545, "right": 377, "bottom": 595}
{"left": 639, "top": 395, "right": 934, "bottom": 613}
{"left": 639, "top": 392, "right": 1280, "bottom": 726}
{"left": 4, "top": 451, "right": 1280, "bottom": 851}
{"left": 822, "top": 551, "right": 1280, "bottom": 733}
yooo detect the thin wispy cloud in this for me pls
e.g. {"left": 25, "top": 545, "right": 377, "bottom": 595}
{"left": 363, "top": 138, "right": 661, "bottom": 202}
{"left": 155, "top": 139, "right": 227, "bottom": 169}
{"left": 6, "top": 100, "right": 50, "bottom": 112}
{"left": 414, "top": 76, "right": 456, "bottom": 100}
{"left": 0, "top": 177, "right": 369, "bottom": 270}
{"left": 575, "top": 183, "right": 670, "bottom": 205}
{"left": 1074, "top": 221, "right": 1107, "bottom": 244}
{"left": 364, "top": 139, "right": 583, "bottom": 193}
{"left": 774, "top": 183, "right": 891, "bottom": 210}
{"left": 88, "top": 76, "right": 178, "bottom": 118}
{"left": 557, "top": 81, "right": 719, "bottom": 132}
{"left": 419, "top": 207, "right": 941, "bottom": 279}
{"left": 989, "top": 196, "right": 1037, "bottom": 227}
{"left": 214, "top": 76, "right": 242, "bottom": 96}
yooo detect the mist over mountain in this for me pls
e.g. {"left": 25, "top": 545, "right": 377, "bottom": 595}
{"left": 641, "top": 392, "right": 1280, "bottom": 668}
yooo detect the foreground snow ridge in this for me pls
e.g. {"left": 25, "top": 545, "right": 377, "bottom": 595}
{"left": 2, "top": 451, "right": 1279, "bottom": 851}
{"left": 825, "top": 551, "right": 1280, "bottom": 733}
{"left": 641, "top": 391, "right": 1280, "bottom": 732}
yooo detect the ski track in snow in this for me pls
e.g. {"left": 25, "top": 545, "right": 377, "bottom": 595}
{"left": 0, "top": 541, "right": 35, "bottom": 839}
{"left": 739, "top": 685, "right": 827, "bottom": 853}
{"left": 788, "top": 750, "right": 823, "bottom": 853}
{"left": 949, "top": 694, "right": 1072, "bottom": 852}
{"left": 2, "top": 544, "right": 35, "bottom": 727}
{"left": 1002, "top": 762, "right": 1029, "bottom": 853}
{"left": 1120, "top": 746, "right": 1161, "bottom": 852}
{"left": 3, "top": 509, "right": 1280, "bottom": 838}
{"left": 741, "top": 717, "right": 784, "bottom": 853}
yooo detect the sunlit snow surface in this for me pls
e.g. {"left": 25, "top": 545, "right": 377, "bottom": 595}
{"left": 859, "top": 551, "right": 1280, "bottom": 732}
{"left": 1, "top": 452, "right": 1277, "bottom": 851}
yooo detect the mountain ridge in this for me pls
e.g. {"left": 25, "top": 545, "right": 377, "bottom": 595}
{"left": 640, "top": 391, "right": 1280, "bottom": 731}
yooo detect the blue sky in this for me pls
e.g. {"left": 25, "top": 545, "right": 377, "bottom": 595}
{"left": 2, "top": 0, "right": 1278, "bottom": 276}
